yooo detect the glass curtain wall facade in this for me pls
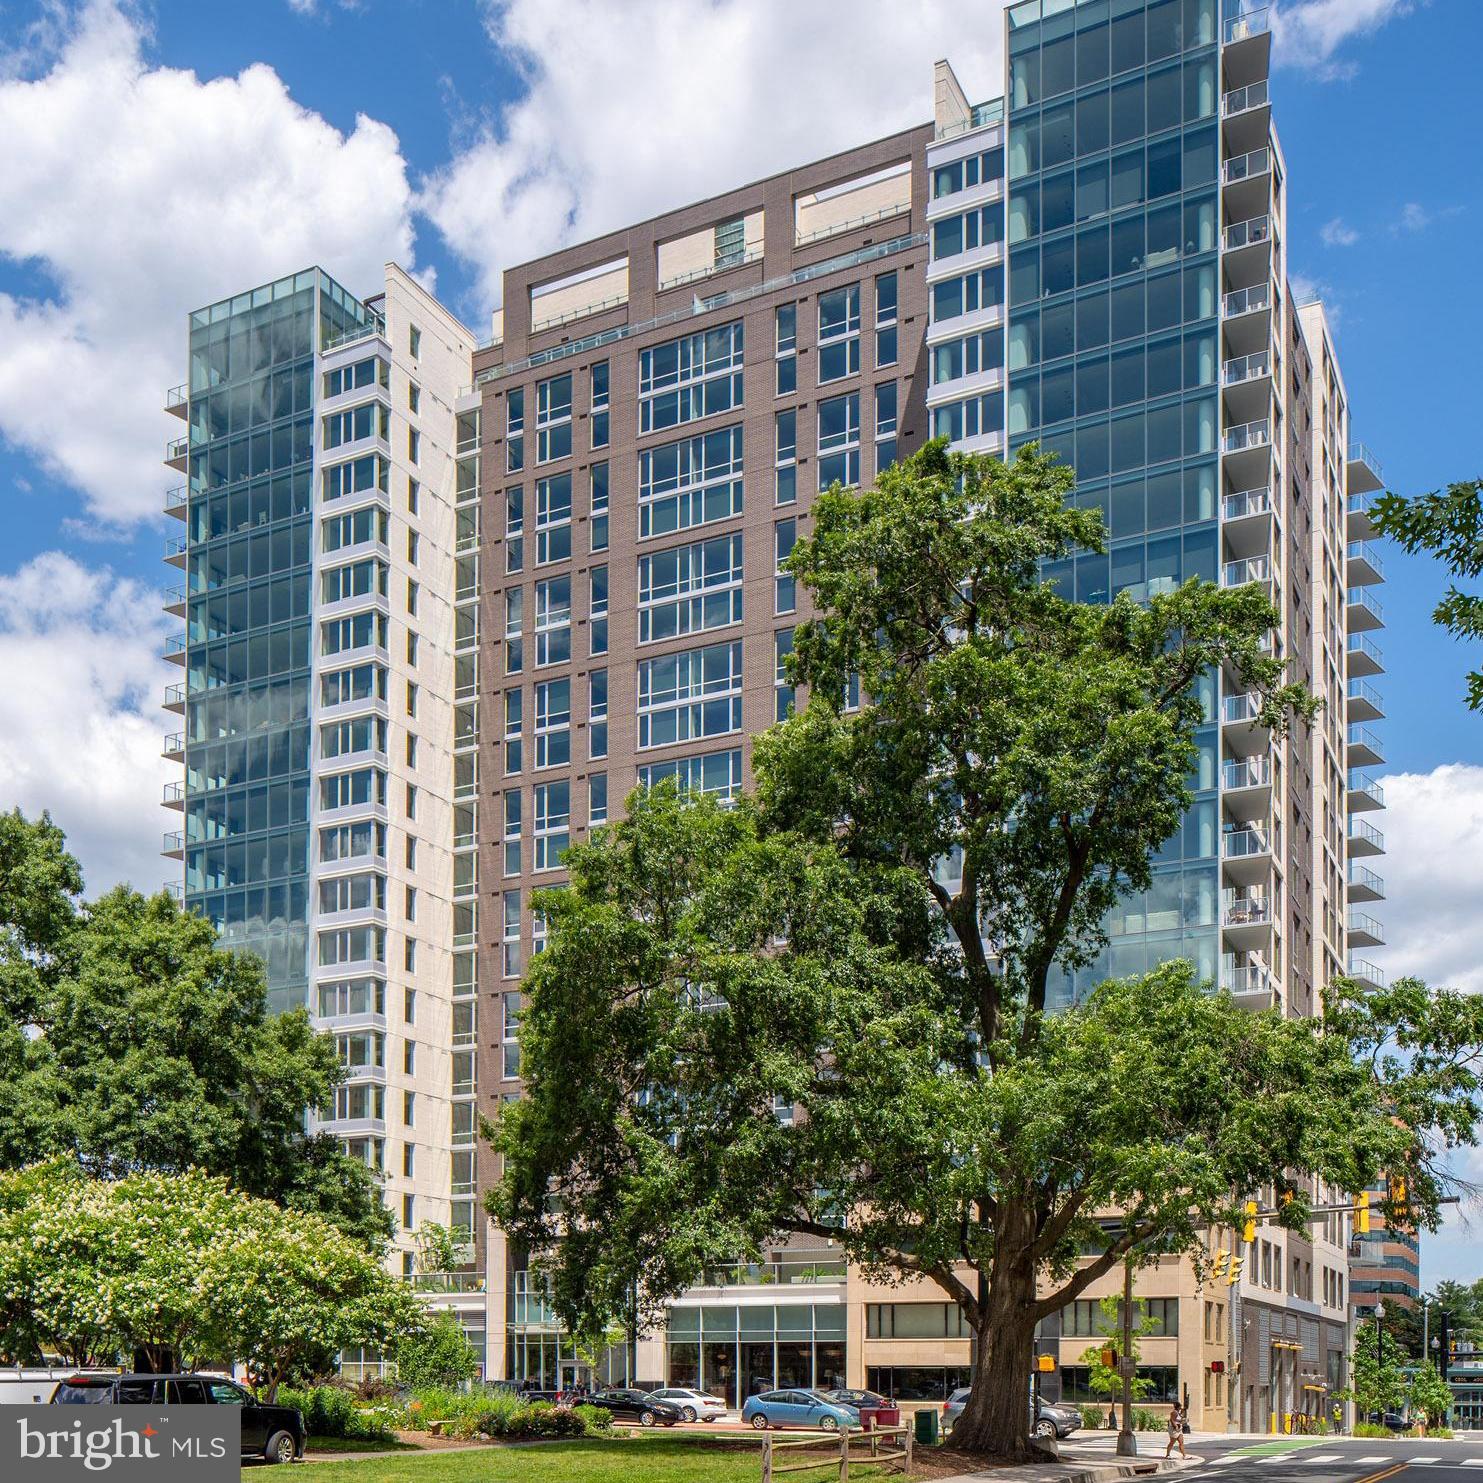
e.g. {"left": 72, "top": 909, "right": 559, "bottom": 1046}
{"left": 165, "top": 270, "right": 378, "bottom": 1011}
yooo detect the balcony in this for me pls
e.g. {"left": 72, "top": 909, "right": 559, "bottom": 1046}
{"left": 1222, "top": 4, "right": 1272, "bottom": 90}
{"left": 163, "top": 780, "right": 185, "bottom": 809}
{"left": 1348, "top": 956, "right": 1386, "bottom": 992}
{"left": 1222, "top": 486, "right": 1271, "bottom": 523}
{"left": 164, "top": 485, "right": 188, "bottom": 519}
{"left": 1347, "top": 724, "right": 1385, "bottom": 768}
{"left": 164, "top": 682, "right": 186, "bottom": 713}
{"left": 162, "top": 732, "right": 185, "bottom": 760}
{"left": 162, "top": 830, "right": 185, "bottom": 859}
{"left": 1346, "top": 632, "right": 1383, "bottom": 678}
{"left": 1347, "top": 540, "right": 1384, "bottom": 585}
{"left": 1348, "top": 441, "right": 1385, "bottom": 495}
{"left": 1348, "top": 817, "right": 1385, "bottom": 858}
{"left": 164, "top": 534, "right": 189, "bottom": 568}
{"left": 1348, "top": 679, "right": 1385, "bottom": 723}
{"left": 1349, "top": 912, "right": 1385, "bottom": 949}
{"left": 689, "top": 1254, "right": 849, "bottom": 1289}
{"left": 1222, "top": 890, "right": 1272, "bottom": 947}
{"left": 1222, "top": 282, "right": 1270, "bottom": 321}
{"left": 164, "top": 436, "right": 189, "bottom": 472}
{"left": 163, "top": 880, "right": 184, "bottom": 903}
{"left": 1223, "top": 823, "right": 1272, "bottom": 885}
{"left": 405, "top": 1272, "right": 486, "bottom": 1297}
{"left": 1346, "top": 586, "right": 1384, "bottom": 633}
{"left": 163, "top": 585, "right": 187, "bottom": 617}
{"left": 1224, "top": 959, "right": 1277, "bottom": 1008}
{"left": 164, "top": 632, "right": 187, "bottom": 664}
{"left": 1222, "top": 147, "right": 1270, "bottom": 188}
{"left": 1223, "top": 756, "right": 1270, "bottom": 792}
{"left": 1348, "top": 863, "right": 1386, "bottom": 903}
{"left": 1347, "top": 489, "right": 1380, "bottom": 540}
{"left": 1347, "top": 770, "right": 1385, "bottom": 812}
{"left": 1221, "top": 555, "right": 1271, "bottom": 591}
{"left": 165, "top": 383, "right": 188, "bottom": 419}
{"left": 1223, "top": 420, "right": 1271, "bottom": 470}
{"left": 1223, "top": 349, "right": 1272, "bottom": 391}
{"left": 1221, "top": 79, "right": 1270, "bottom": 121}
{"left": 1221, "top": 691, "right": 1268, "bottom": 754}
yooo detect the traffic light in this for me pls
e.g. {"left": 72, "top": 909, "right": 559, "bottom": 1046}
{"left": 1357, "top": 1190, "right": 1371, "bottom": 1234}
{"left": 1211, "top": 1250, "right": 1230, "bottom": 1282}
{"left": 1243, "top": 1199, "right": 1258, "bottom": 1243}
{"left": 1037, "top": 1354, "right": 1056, "bottom": 1373}
{"left": 1101, "top": 1346, "right": 1118, "bottom": 1369}
{"left": 1389, "top": 1174, "right": 1410, "bottom": 1225}
{"left": 1227, "top": 1254, "right": 1245, "bottom": 1285}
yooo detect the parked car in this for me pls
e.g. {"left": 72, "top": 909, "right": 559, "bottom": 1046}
{"left": 822, "top": 1388, "right": 888, "bottom": 1411}
{"left": 742, "top": 1389, "right": 861, "bottom": 1431}
{"left": 582, "top": 1388, "right": 683, "bottom": 1427}
{"left": 647, "top": 1387, "right": 728, "bottom": 1422}
{"left": 50, "top": 1373, "right": 305, "bottom": 1464}
{"left": 942, "top": 1389, "right": 1081, "bottom": 1441}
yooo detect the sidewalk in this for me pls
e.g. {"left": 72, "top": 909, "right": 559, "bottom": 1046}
{"left": 931, "top": 1444, "right": 1207, "bottom": 1483}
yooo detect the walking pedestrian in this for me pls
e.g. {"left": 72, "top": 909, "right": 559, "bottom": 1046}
{"left": 1165, "top": 1402, "right": 1188, "bottom": 1458}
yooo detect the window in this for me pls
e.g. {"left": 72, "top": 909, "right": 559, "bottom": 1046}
{"left": 534, "top": 575, "right": 571, "bottom": 666}
{"left": 404, "top": 782, "right": 417, "bottom": 819}
{"left": 501, "top": 989, "right": 522, "bottom": 1079}
{"left": 637, "top": 533, "right": 743, "bottom": 642}
{"left": 503, "top": 689, "right": 523, "bottom": 773}
{"left": 589, "top": 773, "right": 608, "bottom": 825}
{"left": 319, "top": 820, "right": 385, "bottom": 863}
{"left": 332, "top": 1082, "right": 385, "bottom": 1122}
{"left": 403, "top": 1090, "right": 415, "bottom": 1126}
{"left": 638, "top": 425, "right": 743, "bottom": 538}
{"left": 403, "top": 1143, "right": 415, "bottom": 1177}
{"left": 931, "top": 144, "right": 1004, "bottom": 199}
{"left": 404, "top": 886, "right": 417, "bottom": 921}
{"left": 866, "top": 1303, "right": 971, "bottom": 1339}
{"left": 590, "top": 565, "right": 609, "bottom": 655}
{"left": 318, "top": 925, "right": 384, "bottom": 967}
{"left": 321, "top": 557, "right": 387, "bottom": 604}
{"left": 590, "top": 462, "right": 609, "bottom": 551}
{"left": 324, "top": 356, "right": 388, "bottom": 399}
{"left": 775, "top": 304, "right": 797, "bottom": 395}
{"left": 638, "top": 321, "right": 743, "bottom": 432}
{"left": 505, "top": 486, "right": 524, "bottom": 573}
{"left": 817, "top": 392, "right": 861, "bottom": 489}
{"left": 405, "top": 631, "right": 419, "bottom": 667}
{"left": 503, "top": 790, "right": 522, "bottom": 876}
{"left": 317, "top": 977, "right": 385, "bottom": 1016}
{"left": 535, "top": 473, "right": 572, "bottom": 564}
{"left": 932, "top": 266, "right": 1005, "bottom": 322}
{"left": 535, "top": 372, "right": 573, "bottom": 463}
{"left": 502, "top": 890, "right": 521, "bottom": 978}
{"left": 324, "top": 401, "right": 388, "bottom": 449}
{"left": 322, "top": 505, "right": 388, "bottom": 552}
{"left": 637, "top": 748, "right": 743, "bottom": 801}
{"left": 409, "top": 324, "right": 421, "bottom": 359}
{"left": 817, "top": 284, "right": 861, "bottom": 383}
{"left": 505, "top": 587, "right": 524, "bottom": 673}
{"left": 875, "top": 382, "right": 898, "bottom": 472}
{"left": 932, "top": 393, "right": 1005, "bottom": 444}
{"left": 714, "top": 215, "right": 747, "bottom": 267}
{"left": 775, "top": 409, "right": 797, "bottom": 505}
{"left": 534, "top": 677, "right": 571, "bottom": 768}
{"left": 408, "top": 381, "right": 421, "bottom": 414}
{"left": 320, "top": 716, "right": 386, "bottom": 759}
{"left": 533, "top": 781, "right": 570, "bottom": 871}
{"left": 406, "top": 577, "right": 419, "bottom": 614}
{"left": 404, "top": 836, "right": 416, "bottom": 869}
{"left": 588, "top": 669, "right": 608, "bottom": 759}
{"left": 407, "top": 427, "right": 420, "bottom": 465}
{"left": 319, "top": 873, "right": 386, "bottom": 914}
{"left": 407, "top": 477, "right": 419, "bottom": 515}
{"left": 931, "top": 329, "right": 1006, "bottom": 386}
{"left": 590, "top": 361, "right": 610, "bottom": 448}
{"left": 320, "top": 611, "right": 387, "bottom": 657}
{"left": 637, "top": 640, "right": 744, "bottom": 748}
{"left": 875, "top": 271, "right": 899, "bottom": 367}
{"left": 774, "top": 520, "right": 797, "bottom": 614}
{"left": 1060, "top": 1298, "right": 1179, "bottom": 1337}
{"left": 931, "top": 204, "right": 1005, "bottom": 260}
{"left": 320, "top": 768, "right": 386, "bottom": 810}
{"left": 322, "top": 455, "right": 388, "bottom": 503}
{"left": 775, "top": 628, "right": 796, "bottom": 721}
{"left": 407, "top": 530, "right": 419, "bottom": 565}
{"left": 405, "top": 680, "right": 418, "bottom": 717}
{"left": 506, "top": 386, "right": 525, "bottom": 472}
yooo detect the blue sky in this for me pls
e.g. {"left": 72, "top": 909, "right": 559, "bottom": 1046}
{"left": 0, "top": 0, "right": 1480, "bottom": 1282}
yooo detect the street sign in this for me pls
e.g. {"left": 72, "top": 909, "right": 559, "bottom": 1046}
{"left": 1119, "top": 1359, "right": 1137, "bottom": 1378}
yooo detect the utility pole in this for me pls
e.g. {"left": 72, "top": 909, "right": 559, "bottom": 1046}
{"left": 1117, "top": 1253, "right": 1138, "bottom": 1457}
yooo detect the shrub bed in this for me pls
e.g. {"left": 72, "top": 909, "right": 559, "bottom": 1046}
{"left": 279, "top": 1384, "right": 394, "bottom": 1442}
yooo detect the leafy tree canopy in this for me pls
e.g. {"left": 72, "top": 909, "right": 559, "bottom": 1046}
{"left": 1342, "top": 1315, "right": 1410, "bottom": 1418}
{"left": 0, "top": 809, "right": 391, "bottom": 1248}
{"left": 1409, "top": 1358, "right": 1453, "bottom": 1427}
{"left": 1372, "top": 479, "right": 1483, "bottom": 709}
{"left": 490, "top": 443, "right": 1483, "bottom": 1457}
{"left": 395, "top": 1309, "right": 480, "bottom": 1391}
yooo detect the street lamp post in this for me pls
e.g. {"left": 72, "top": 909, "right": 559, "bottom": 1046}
{"left": 1374, "top": 1300, "right": 1386, "bottom": 1425}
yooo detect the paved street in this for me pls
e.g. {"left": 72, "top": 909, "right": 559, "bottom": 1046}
{"left": 1128, "top": 1435, "right": 1483, "bottom": 1483}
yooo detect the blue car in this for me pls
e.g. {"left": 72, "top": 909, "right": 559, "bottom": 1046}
{"left": 742, "top": 1389, "right": 860, "bottom": 1431}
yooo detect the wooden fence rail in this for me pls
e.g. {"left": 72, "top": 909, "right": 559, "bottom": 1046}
{"left": 760, "top": 1423, "right": 914, "bottom": 1482}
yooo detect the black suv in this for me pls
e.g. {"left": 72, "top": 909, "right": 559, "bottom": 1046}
{"left": 51, "top": 1373, "right": 305, "bottom": 1464}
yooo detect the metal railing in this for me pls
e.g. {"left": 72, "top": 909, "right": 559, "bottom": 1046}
{"left": 1222, "top": 692, "right": 1262, "bottom": 724}
{"left": 1349, "top": 912, "right": 1386, "bottom": 942}
{"left": 404, "top": 1272, "right": 485, "bottom": 1294}
{"left": 1347, "top": 723, "right": 1384, "bottom": 759}
{"left": 164, "top": 633, "right": 187, "bottom": 656}
{"left": 1223, "top": 825, "right": 1270, "bottom": 859}
{"left": 1349, "top": 678, "right": 1385, "bottom": 713}
{"left": 165, "top": 381, "right": 188, "bottom": 407}
{"left": 1348, "top": 771, "right": 1385, "bottom": 808}
{"left": 1223, "top": 6, "right": 1270, "bottom": 44}
{"left": 164, "top": 682, "right": 186, "bottom": 706}
{"left": 934, "top": 96, "right": 1005, "bottom": 141}
{"left": 322, "top": 315, "right": 385, "bottom": 353}
{"left": 794, "top": 200, "right": 911, "bottom": 249}
{"left": 1348, "top": 956, "right": 1386, "bottom": 989}
{"left": 657, "top": 243, "right": 765, "bottom": 293}
{"left": 1348, "top": 863, "right": 1385, "bottom": 897}
{"left": 1223, "top": 214, "right": 1272, "bottom": 254}
{"left": 1222, "top": 282, "right": 1270, "bottom": 318}
{"left": 1222, "top": 79, "right": 1270, "bottom": 117}
{"left": 1223, "top": 147, "right": 1271, "bottom": 186}
{"left": 1348, "top": 442, "right": 1385, "bottom": 482}
{"left": 1223, "top": 757, "right": 1270, "bottom": 790}
{"left": 1348, "top": 818, "right": 1384, "bottom": 851}
{"left": 470, "top": 232, "right": 927, "bottom": 388}
{"left": 1347, "top": 540, "right": 1386, "bottom": 580}
{"left": 165, "top": 437, "right": 189, "bottom": 463}
{"left": 1347, "top": 586, "right": 1384, "bottom": 625}
{"left": 1223, "top": 487, "right": 1271, "bottom": 521}
{"left": 1223, "top": 419, "right": 1271, "bottom": 454}
{"left": 1222, "top": 556, "right": 1270, "bottom": 587}
{"left": 165, "top": 535, "right": 188, "bottom": 559}
{"left": 1223, "top": 350, "right": 1271, "bottom": 386}
{"left": 162, "top": 830, "right": 184, "bottom": 853}
{"left": 164, "top": 485, "right": 188, "bottom": 513}
{"left": 1222, "top": 891, "right": 1271, "bottom": 927}
{"left": 530, "top": 291, "right": 630, "bottom": 334}
{"left": 1347, "top": 633, "right": 1383, "bottom": 668}
{"left": 163, "top": 732, "right": 184, "bottom": 754}
{"left": 163, "top": 781, "right": 184, "bottom": 805}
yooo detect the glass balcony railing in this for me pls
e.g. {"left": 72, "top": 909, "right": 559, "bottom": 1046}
{"left": 162, "top": 781, "right": 184, "bottom": 805}
{"left": 1348, "top": 442, "right": 1385, "bottom": 483}
{"left": 162, "top": 830, "right": 184, "bottom": 853}
{"left": 405, "top": 1272, "right": 485, "bottom": 1294}
{"left": 165, "top": 382, "right": 188, "bottom": 408}
{"left": 1221, "top": 556, "right": 1270, "bottom": 587}
{"left": 1222, "top": 692, "right": 1262, "bottom": 724}
{"left": 1223, "top": 214, "right": 1272, "bottom": 253}
{"left": 1347, "top": 771, "right": 1385, "bottom": 808}
{"left": 1223, "top": 757, "right": 1270, "bottom": 790}
{"left": 163, "top": 732, "right": 184, "bottom": 754}
{"left": 1349, "top": 678, "right": 1385, "bottom": 715}
{"left": 1222, "top": 147, "right": 1271, "bottom": 186}
{"left": 1223, "top": 825, "right": 1271, "bottom": 859}
{"left": 163, "top": 633, "right": 187, "bottom": 657}
{"left": 1223, "top": 350, "right": 1271, "bottom": 387}
{"left": 165, "top": 436, "right": 189, "bottom": 463}
{"left": 1347, "top": 633, "right": 1383, "bottom": 669}
{"left": 1222, "top": 283, "right": 1271, "bottom": 318}
{"left": 164, "top": 485, "right": 188, "bottom": 514}
{"left": 1223, "top": 419, "right": 1271, "bottom": 454}
{"left": 1221, "top": 80, "right": 1270, "bottom": 117}
{"left": 1348, "top": 956, "right": 1386, "bottom": 990}
{"left": 165, "top": 535, "right": 188, "bottom": 559}
{"left": 1222, "top": 891, "right": 1270, "bottom": 928}
{"left": 1224, "top": 962, "right": 1274, "bottom": 996}
{"left": 1348, "top": 818, "right": 1385, "bottom": 852}
{"left": 1347, "top": 540, "right": 1386, "bottom": 581}
{"left": 164, "top": 682, "right": 186, "bottom": 707}
{"left": 1223, "top": 6, "right": 1271, "bottom": 44}
{"left": 696, "top": 1255, "right": 849, "bottom": 1287}
{"left": 1222, "top": 486, "right": 1271, "bottom": 521}
{"left": 1347, "top": 723, "right": 1385, "bottom": 761}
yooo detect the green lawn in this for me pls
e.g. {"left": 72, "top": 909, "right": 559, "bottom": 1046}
{"left": 304, "top": 1435, "right": 901, "bottom": 1481}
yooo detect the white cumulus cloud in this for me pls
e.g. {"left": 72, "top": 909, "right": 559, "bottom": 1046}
{"left": 1373, "top": 763, "right": 1483, "bottom": 995}
{"left": 421, "top": 0, "right": 1011, "bottom": 313}
{"left": 1272, "top": 0, "right": 1417, "bottom": 79}
{"left": 0, "top": 0, "right": 418, "bottom": 527}
{"left": 0, "top": 552, "right": 175, "bottom": 896}
{"left": 1320, "top": 216, "right": 1359, "bottom": 247}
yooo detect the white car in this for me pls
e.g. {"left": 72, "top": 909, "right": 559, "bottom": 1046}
{"left": 648, "top": 1387, "right": 728, "bottom": 1422}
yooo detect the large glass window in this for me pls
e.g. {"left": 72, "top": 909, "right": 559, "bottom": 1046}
{"left": 639, "top": 321, "right": 743, "bottom": 433}
{"left": 817, "top": 393, "right": 860, "bottom": 490}
{"left": 638, "top": 425, "right": 743, "bottom": 538}
{"left": 533, "top": 781, "right": 570, "bottom": 872}
{"left": 637, "top": 534, "right": 743, "bottom": 643}
{"left": 637, "top": 749, "right": 743, "bottom": 801}
{"left": 637, "top": 640, "right": 744, "bottom": 749}
{"left": 534, "top": 678, "right": 570, "bottom": 769}
{"left": 535, "top": 373, "right": 572, "bottom": 463}
{"left": 534, "top": 576, "right": 571, "bottom": 667}
{"left": 817, "top": 284, "right": 861, "bottom": 384}
{"left": 535, "top": 473, "right": 572, "bottom": 565}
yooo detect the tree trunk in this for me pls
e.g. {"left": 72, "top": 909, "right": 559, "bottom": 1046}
{"left": 943, "top": 1244, "right": 1039, "bottom": 1458}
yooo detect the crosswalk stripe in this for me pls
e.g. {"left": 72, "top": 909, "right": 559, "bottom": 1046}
{"left": 1354, "top": 1456, "right": 1391, "bottom": 1464}
{"left": 1461, "top": 1459, "right": 1483, "bottom": 1467}
{"left": 1299, "top": 1454, "right": 1342, "bottom": 1463}
{"left": 1407, "top": 1457, "right": 1441, "bottom": 1465}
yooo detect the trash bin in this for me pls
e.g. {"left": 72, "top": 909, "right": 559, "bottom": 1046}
{"left": 876, "top": 1405, "right": 901, "bottom": 1429}
{"left": 914, "top": 1408, "right": 939, "bottom": 1446}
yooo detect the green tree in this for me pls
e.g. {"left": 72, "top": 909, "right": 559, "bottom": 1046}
{"left": 1372, "top": 479, "right": 1483, "bottom": 709}
{"left": 1343, "top": 1316, "right": 1409, "bottom": 1419}
{"left": 1409, "top": 1358, "right": 1453, "bottom": 1428}
{"left": 395, "top": 1310, "right": 480, "bottom": 1391}
{"left": 0, "top": 815, "right": 390, "bottom": 1247}
{"left": 491, "top": 442, "right": 1483, "bottom": 1459}
{"left": 1077, "top": 1295, "right": 1154, "bottom": 1404}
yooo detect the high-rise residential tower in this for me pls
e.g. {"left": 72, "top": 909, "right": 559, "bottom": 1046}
{"left": 161, "top": 266, "right": 483, "bottom": 1327}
